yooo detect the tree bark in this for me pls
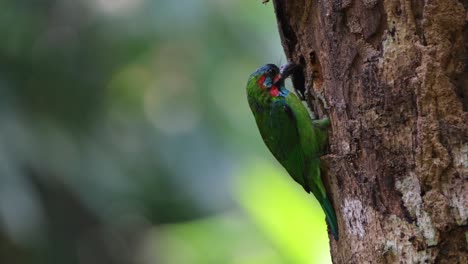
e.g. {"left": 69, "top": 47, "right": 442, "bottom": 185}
{"left": 271, "top": 0, "right": 468, "bottom": 263}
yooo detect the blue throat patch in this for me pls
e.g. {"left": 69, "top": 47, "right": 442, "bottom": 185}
{"left": 279, "top": 88, "right": 289, "bottom": 97}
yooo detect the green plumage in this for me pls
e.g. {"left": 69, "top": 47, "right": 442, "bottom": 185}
{"left": 246, "top": 64, "right": 338, "bottom": 240}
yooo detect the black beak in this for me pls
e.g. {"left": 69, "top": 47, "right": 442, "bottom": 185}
{"left": 274, "top": 62, "right": 299, "bottom": 85}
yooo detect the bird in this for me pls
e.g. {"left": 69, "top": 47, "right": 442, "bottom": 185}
{"left": 246, "top": 63, "right": 338, "bottom": 239}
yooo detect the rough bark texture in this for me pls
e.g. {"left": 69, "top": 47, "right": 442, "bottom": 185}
{"left": 272, "top": 0, "right": 468, "bottom": 263}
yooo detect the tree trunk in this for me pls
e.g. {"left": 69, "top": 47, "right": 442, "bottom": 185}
{"left": 271, "top": 0, "right": 468, "bottom": 263}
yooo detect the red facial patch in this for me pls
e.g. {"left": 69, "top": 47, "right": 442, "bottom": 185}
{"left": 257, "top": 75, "right": 267, "bottom": 89}
{"left": 269, "top": 86, "right": 279, "bottom": 97}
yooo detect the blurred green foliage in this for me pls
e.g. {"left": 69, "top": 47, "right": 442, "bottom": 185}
{"left": 0, "top": 0, "right": 331, "bottom": 263}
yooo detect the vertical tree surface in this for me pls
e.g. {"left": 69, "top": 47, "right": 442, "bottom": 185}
{"left": 271, "top": 0, "right": 467, "bottom": 263}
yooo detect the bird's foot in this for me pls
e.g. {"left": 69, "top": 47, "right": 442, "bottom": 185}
{"left": 312, "top": 117, "right": 330, "bottom": 129}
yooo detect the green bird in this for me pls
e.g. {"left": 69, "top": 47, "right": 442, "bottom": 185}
{"left": 246, "top": 63, "right": 338, "bottom": 240}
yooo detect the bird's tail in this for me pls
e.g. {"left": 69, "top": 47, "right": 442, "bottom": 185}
{"left": 306, "top": 159, "right": 338, "bottom": 240}
{"left": 320, "top": 197, "right": 339, "bottom": 240}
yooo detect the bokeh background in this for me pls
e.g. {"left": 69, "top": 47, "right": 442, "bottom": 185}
{"left": 0, "top": 1, "right": 331, "bottom": 263}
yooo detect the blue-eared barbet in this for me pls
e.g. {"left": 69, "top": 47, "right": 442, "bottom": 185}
{"left": 246, "top": 63, "right": 338, "bottom": 239}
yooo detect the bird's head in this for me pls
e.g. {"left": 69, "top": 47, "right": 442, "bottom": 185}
{"left": 247, "top": 63, "right": 298, "bottom": 97}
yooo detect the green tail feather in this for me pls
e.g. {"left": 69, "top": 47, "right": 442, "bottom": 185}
{"left": 320, "top": 197, "right": 339, "bottom": 240}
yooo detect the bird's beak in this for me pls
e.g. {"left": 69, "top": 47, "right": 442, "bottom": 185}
{"left": 273, "top": 74, "right": 281, "bottom": 84}
{"left": 274, "top": 62, "right": 299, "bottom": 85}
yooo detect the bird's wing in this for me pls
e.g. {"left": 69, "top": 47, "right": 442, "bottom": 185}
{"left": 284, "top": 94, "right": 329, "bottom": 200}
{"left": 286, "top": 93, "right": 331, "bottom": 157}
{"left": 264, "top": 98, "right": 310, "bottom": 191}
